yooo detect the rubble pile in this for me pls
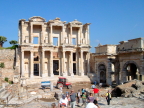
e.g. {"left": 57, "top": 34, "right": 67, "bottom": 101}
{"left": 112, "top": 80, "right": 144, "bottom": 99}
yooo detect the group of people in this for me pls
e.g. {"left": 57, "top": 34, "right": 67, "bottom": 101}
{"left": 58, "top": 87, "right": 100, "bottom": 108}
{"left": 54, "top": 82, "right": 112, "bottom": 108}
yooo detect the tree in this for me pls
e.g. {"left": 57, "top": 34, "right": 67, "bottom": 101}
{"left": 0, "top": 36, "right": 7, "bottom": 48}
{"left": 9, "top": 40, "right": 18, "bottom": 45}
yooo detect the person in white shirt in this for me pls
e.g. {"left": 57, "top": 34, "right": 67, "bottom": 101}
{"left": 86, "top": 99, "right": 100, "bottom": 108}
{"left": 59, "top": 94, "right": 68, "bottom": 108}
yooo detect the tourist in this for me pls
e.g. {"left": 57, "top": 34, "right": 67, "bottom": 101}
{"left": 54, "top": 92, "right": 59, "bottom": 100}
{"left": 81, "top": 92, "right": 87, "bottom": 107}
{"left": 99, "top": 83, "right": 102, "bottom": 88}
{"left": 86, "top": 99, "right": 100, "bottom": 108}
{"left": 70, "top": 90, "right": 77, "bottom": 108}
{"left": 91, "top": 84, "right": 96, "bottom": 89}
{"left": 76, "top": 90, "right": 81, "bottom": 106}
{"left": 81, "top": 88, "right": 86, "bottom": 96}
{"left": 58, "top": 94, "right": 68, "bottom": 108}
{"left": 66, "top": 92, "right": 71, "bottom": 107}
{"left": 94, "top": 80, "right": 97, "bottom": 86}
{"left": 51, "top": 103, "right": 57, "bottom": 108}
{"left": 93, "top": 88, "right": 99, "bottom": 101}
{"left": 87, "top": 93, "right": 95, "bottom": 103}
{"left": 106, "top": 90, "right": 111, "bottom": 105}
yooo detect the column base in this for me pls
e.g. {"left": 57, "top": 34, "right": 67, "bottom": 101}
{"left": 30, "top": 75, "right": 34, "bottom": 78}
{"left": 62, "top": 72, "right": 67, "bottom": 76}
{"left": 70, "top": 73, "right": 74, "bottom": 76}
{"left": 50, "top": 73, "right": 54, "bottom": 77}
{"left": 42, "top": 73, "right": 48, "bottom": 77}
{"left": 79, "top": 72, "right": 84, "bottom": 76}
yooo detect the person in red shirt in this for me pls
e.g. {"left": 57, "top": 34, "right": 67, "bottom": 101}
{"left": 93, "top": 88, "right": 99, "bottom": 100}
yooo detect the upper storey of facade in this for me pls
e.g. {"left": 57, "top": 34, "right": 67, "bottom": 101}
{"left": 117, "top": 37, "right": 144, "bottom": 53}
{"left": 18, "top": 16, "right": 91, "bottom": 47}
{"left": 95, "top": 44, "right": 117, "bottom": 56}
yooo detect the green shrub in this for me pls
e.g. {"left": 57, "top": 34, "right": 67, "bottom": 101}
{"left": 0, "top": 63, "right": 4, "bottom": 68}
{"left": 5, "top": 77, "right": 9, "bottom": 82}
{"left": 9, "top": 81, "right": 13, "bottom": 84}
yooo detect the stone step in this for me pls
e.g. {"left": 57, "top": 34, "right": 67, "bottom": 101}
{"left": 0, "top": 91, "right": 7, "bottom": 98}
{"left": 0, "top": 88, "right": 5, "bottom": 94}
{"left": 1, "top": 92, "right": 11, "bottom": 100}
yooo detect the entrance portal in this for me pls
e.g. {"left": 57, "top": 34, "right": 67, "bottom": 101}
{"left": 34, "top": 64, "right": 39, "bottom": 76}
{"left": 53, "top": 60, "right": 59, "bottom": 75}
{"left": 73, "top": 63, "right": 76, "bottom": 75}
{"left": 98, "top": 64, "right": 106, "bottom": 83}
{"left": 126, "top": 63, "right": 138, "bottom": 80}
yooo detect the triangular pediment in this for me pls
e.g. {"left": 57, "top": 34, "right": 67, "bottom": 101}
{"left": 29, "top": 16, "right": 46, "bottom": 22}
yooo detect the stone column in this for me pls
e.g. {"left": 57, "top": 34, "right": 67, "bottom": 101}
{"left": 63, "top": 51, "right": 67, "bottom": 76}
{"left": 21, "top": 21, "right": 24, "bottom": 44}
{"left": 30, "top": 23, "right": 33, "bottom": 43}
{"left": 107, "top": 60, "right": 112, "bottom": 85}
{"left": 42, "top": 50, "right": 46, "bottom": 77}
{"left": 87, "top": 25, "right": 90, "bottom": 45}
{"left": 41, "top": 24, "right": 44, "bottom": 44}
{"left": 87, "top": 52, "right": 90, "bottom": 74}
{"left": 76, "top": 51, "right": 79, "bottom": 75}
{"left": 61, "top": 25, "right": 64, "bottom": 44}
{"left": 21, "top": 51, "right": 24, "bottom": 77}
{"left": 50, "top": 24, "right": 53, "bottom": 45}
{"left": 80, "top": 26, "right": 82, "bottom": 44}
{"left": 50, "top": 51, "right": 54, "bottom": 77}
{"left": 80, "top": 51, "right": 84, "bottom": 76}
{"left": 70, "top": 26, "right": 72, "bottom": 44}
{"left": 30, "top": 51, "right": 33, "bottom": 78}
{"left": 70, "top": 51, "right": 73, "bottom": 76}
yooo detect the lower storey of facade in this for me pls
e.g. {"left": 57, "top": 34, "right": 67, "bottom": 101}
{"left": 19, "top": 48, "right": 90, "bottom": 78}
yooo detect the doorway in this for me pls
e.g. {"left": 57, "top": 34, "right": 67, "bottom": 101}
{"left": 53, "top": 60, "right": 59, "bottom": 75}
{"left": 73, "top": 63, "right": 76, "bottom": 75}
{"left": 34, "top": 64, "right": 39, "bottom": 76}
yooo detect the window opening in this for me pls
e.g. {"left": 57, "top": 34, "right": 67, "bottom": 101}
{"left": 72, "top": 38, "right": 76, "bottom": 45}
{"left": 73, "top": 53, "right": 76, "bottom": 61}
{"left": 33, "top": 37, "right": 38, "bottom": 44}
{"left": 53, "top": 37, "right": 58, "bottom": 46}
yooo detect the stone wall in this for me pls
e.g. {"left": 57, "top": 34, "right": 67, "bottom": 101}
{"left": 0, "top": 49, "right": 16, "bottom": 80}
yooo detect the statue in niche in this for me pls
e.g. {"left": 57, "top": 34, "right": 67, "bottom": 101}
{"left": 65, "top": 37, "right": 68, "bottom": 44}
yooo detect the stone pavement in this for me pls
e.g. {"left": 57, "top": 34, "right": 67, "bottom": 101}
{"left": 16, "top": 97, "right": 144, "bottom": 108}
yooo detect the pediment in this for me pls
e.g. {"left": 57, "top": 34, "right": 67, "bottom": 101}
{"left": 29, "top": 16, "right": 46, "bottom": 22}
{"left": 48, "top": 17, "right": 66, "bottom": 24}
{"left": 69, "top": 19, "right": 82, "bottom": 25}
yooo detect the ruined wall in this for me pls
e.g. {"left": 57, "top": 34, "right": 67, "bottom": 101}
{"left": 0, "top": 49, "right": 16, "bottom": 80}
{"left": 90, "top": 53, "right": 95, "bottom": 73}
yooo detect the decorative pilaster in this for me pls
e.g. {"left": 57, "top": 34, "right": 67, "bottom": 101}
{"left": 30, "top": 51, "right": 33, "bottom": 78}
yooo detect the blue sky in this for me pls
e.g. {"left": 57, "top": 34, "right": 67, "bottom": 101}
{"left": 0, "top": 0, "right": 144, "bottom": 52}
